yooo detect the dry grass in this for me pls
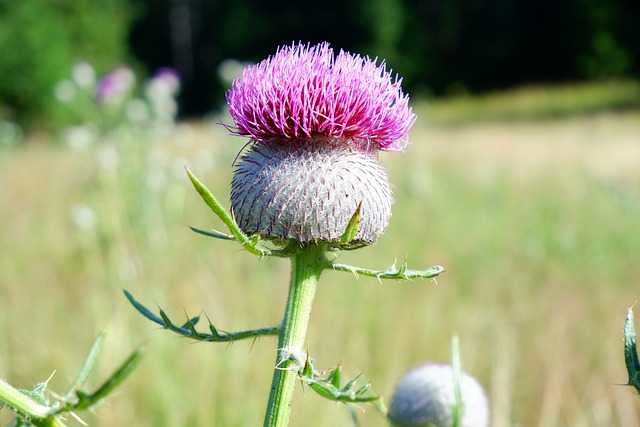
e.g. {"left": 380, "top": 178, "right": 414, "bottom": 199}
{"left": 1, "top": 109, "right": 640, "bottom": 426}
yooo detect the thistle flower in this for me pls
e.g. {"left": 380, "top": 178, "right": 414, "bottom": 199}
{"left": 226, "top": 42, "right": 414, "bottom": 151}
{"left": 387, "top": 363, "right": 490, "bottom": 427}
{"left": 95, "top": 65, "right": 135, "bottom": 106}
{"left": 126, "top": 42, "right": 444, "bottom": 427}
{"left": 226, "top": 42, "right": 415, "bottom": 246}
{"left": 149, "top": 67, "right": 181, "bottom": 95}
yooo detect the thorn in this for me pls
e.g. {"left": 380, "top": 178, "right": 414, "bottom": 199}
{"left": 70, "top": 411, "right": 88, "bottom": 426}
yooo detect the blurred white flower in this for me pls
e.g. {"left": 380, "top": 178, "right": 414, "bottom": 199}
{"left": 72, "top": 61, "right": 96, "bottom": 89}
{"left": 54, "top": 80, "right": 77, "bottom": 103}
{"left": 147, "top": 67, "right": 180, "bottom": 97}
{"left": 125, "top": 98, "right": 151, "bottom": 126}
{"left": 98, "top": 143, "right": 119, "bottom": 170}
{"left": 70, "top": 204, "right": 98, "bottom": 231}
{"left": 218, "top": 58, "right": 252, "bottom": 87}
{"left": 149, "top": 96, "right": 178, "bottom": 120}
{"left": 145, "top": 68, "right": 180, "bottom": 124}
{"left": 62, "top": 125, "right": 98, "bottom": 150}
{"left": 0, "top": 121, "right": 23, "bottom": 145}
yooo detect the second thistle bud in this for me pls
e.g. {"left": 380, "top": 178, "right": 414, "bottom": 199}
{"left": 387, "top": 363, "right": 490, "bottom": 427}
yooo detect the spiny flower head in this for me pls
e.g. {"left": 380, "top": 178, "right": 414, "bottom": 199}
{"left": 226, "top": 42, "right": 415, "bottom": 151}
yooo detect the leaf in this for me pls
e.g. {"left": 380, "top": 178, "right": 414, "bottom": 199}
{"left": 64, "top": 331, "right": 106, "bottom": 399}
{"left": 188, "top": 226, "right": 235, "bottom": 240}
{"left": 208, "top": 322, "right": 220, "bottom": 337}
{"left": 123, "top": 290, "right": 166, "bottom": 327}
{"left": 73, "top": 346, "right": 144, "bottom": 411}
{"left": 339, "top": 202, "right": 362, "bottom": 245}
{"left": 181, "top": 315, "right": 201, "bottom": 331}
{"left": 301, "top": 356, "right": 314, "bottom": 379}
{"left": 341, "top": 376, "right": 358, "bottom": 393}
{"left": 624, "top": 307, "right": 640, "bottom": 391}
{"left": 158, "top": 309, "right": 173, "bottom": 328}
{"left": 327, "top": 365, "right": 342, "bottom": 389}
{"left": 355, "top": 383, "right": 371, "bottom": 397}
{"left": 309, "top": 382, "right": 338, "bottom": 401}
{"left": 185, "top": 167, "right": 270, "bottom": 256}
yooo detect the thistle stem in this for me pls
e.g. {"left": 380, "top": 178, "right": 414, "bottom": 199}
{"left": 263, "top": 244, "right": 328, "bottom": 427}
{"left": 0, "top": 379, "right": 65, "bottom": 427}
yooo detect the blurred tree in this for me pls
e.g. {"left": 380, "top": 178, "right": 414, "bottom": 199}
{"left": 389, "top": 0, "right": 580, "bottom": 94}
{"left": 0, "top": 0, "right": 134, "bottom": 128}
{"left": 366, "top": 0, "right": 638, "bottom": 96}
{"left": 3, "top": 0, "right": 639, "bottom": 128}
{"left": 130, "top": 0, "right": 369, "bottom": 116}
{"left": 572, "top": 0, "right": 636, "bottom": 78}
{"left": 357, "top": 0, "right": 406, "bottom": 71}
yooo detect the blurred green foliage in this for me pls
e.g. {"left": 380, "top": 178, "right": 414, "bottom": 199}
{"left": 0, "top": 0, "right": 134, "bottom": 127}
{"left": 1, "top": 0, "right": 639, "bottom": 130}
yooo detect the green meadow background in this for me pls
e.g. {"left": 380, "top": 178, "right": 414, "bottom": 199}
{"left": 2, "top": 85, "right": 640, "bottom": 426}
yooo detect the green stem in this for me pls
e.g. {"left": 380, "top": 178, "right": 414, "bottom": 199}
{"left": 331, "top": 262, "right": 444, "bottom": 281}
{"left": 0, "top": 379, "right": 65, "bottom": 427}
{"left": 450, "top": 336, "right": 463, "bottom": 427}
{"left": 263, "top": 245, "right": 328, "bottom": 427}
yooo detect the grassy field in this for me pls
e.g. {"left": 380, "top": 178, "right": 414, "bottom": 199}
{"left": 1, "top": 101, "right": 640, "bottom": 425}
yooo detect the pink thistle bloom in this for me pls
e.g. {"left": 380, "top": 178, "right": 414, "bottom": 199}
{"left": 226, "top": 42, "right": 415, "bottom": 151}
{"left": 94, "top": 65, "right": 135, "bottom": 106}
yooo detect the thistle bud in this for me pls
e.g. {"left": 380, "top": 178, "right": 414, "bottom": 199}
{"left": 388, "top": 363, "right": 490, "bottom": 427}
{"left": 231, "top": 138, "right": 392, "bottom": 245}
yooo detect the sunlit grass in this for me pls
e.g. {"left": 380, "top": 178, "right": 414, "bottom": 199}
{"left": 1, "top": 103, "right": 640, "bottom": 425}
{"left": 425, "top": 79, "right": 640, "bottom": 125}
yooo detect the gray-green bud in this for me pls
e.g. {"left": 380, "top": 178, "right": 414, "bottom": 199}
{"left": 230, "top": 138, "right": 393, "bottom": 247}
{"left": 388, "top": 363, "right": 490, "bottom": 427}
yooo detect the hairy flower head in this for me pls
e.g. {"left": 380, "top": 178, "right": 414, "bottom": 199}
{"left": 227, "top": 43, "right": 415, "bottom": 246}
{"left": 226, "top": 42, "right": 415, "bottom": 151}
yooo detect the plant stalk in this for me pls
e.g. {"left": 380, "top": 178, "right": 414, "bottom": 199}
{"left": 0, "top": 379, "right": 65, "bottom": 427}
{"left": 263, "top": 244, "right": 328, "bottom": 427}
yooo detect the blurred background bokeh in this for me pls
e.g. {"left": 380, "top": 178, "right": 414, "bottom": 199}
{"left": 1, "top": 1, "right": 640, "bottom": 426}
{"left": 2, "top": 0, "right": 640, "bottom": 130}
